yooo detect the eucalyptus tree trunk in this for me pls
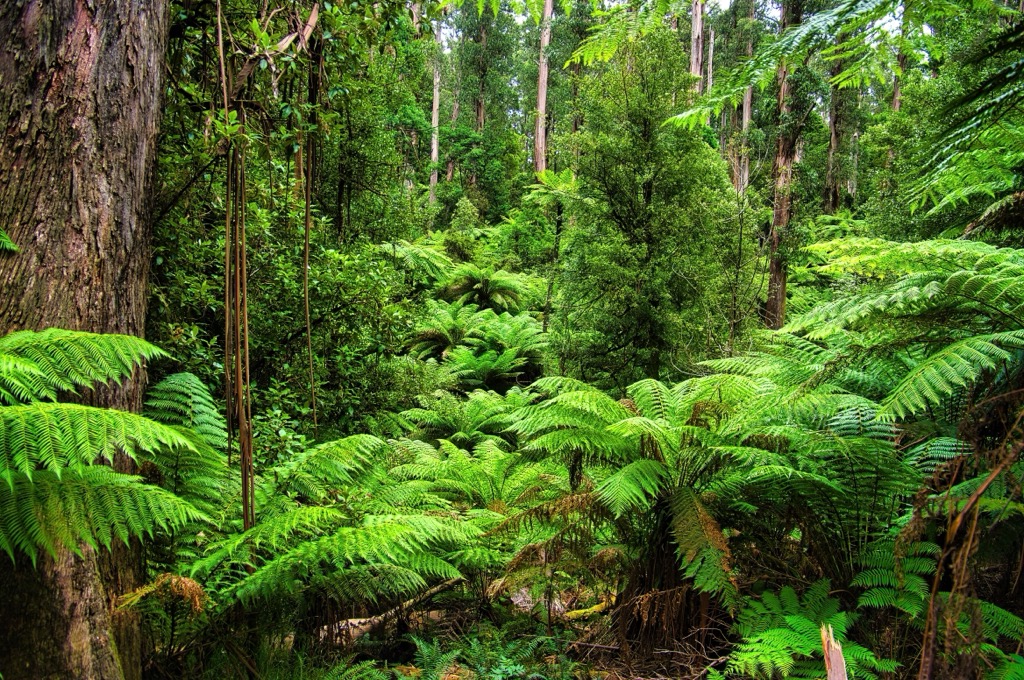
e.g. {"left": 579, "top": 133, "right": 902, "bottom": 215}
{"left": 429, "top": 19, "right": 442, "bottom": 203}
{"left": 475, "top": 22, "right": 487, "bottom": 133}
{"left": 689, "top": 0, "right": 704, "bottom": 93}
{"left": 534, "top": 0, "right": 554, "bottom": 174}
{"left": 706, "top": 27, "right": 714, "bottom": 92}
{"left": 892, "top": 11, "right": 906, "bottom": 112}
{"left": 471, "top": 18, "right": 487, "bottom": 186}
{"left": 0, "top": 1, "right": 168, "bottom": 678}
{"left": 765, "top": 0, "right": 803, "bottom": 330}
{"left": 737, "top": 0, "right": 754, "bottom": 193}
{"left": 824, "top": 58, "right": 844, "bottom": 214}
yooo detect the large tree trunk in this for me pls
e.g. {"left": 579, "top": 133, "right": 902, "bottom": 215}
{"left": 765, "top": 0, "right": 803, "bottom": 330}
{"left": 892, "top": 10, "right": 906, "bottom": 112}
{"left": 475, "top": 21, "right": 487, "bottom": 133}
{"left": 534, "top": 0, "right": 554, "bottom": 174}
{"left": 0, "top": 1, "right": 168, "bottom": 678}
{"left": 429, "top": 18, "right": 442, "bottom": 203}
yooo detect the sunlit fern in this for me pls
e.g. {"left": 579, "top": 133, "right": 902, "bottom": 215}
{"left": 0, "top": 329, "right": 204, "bottom": 564}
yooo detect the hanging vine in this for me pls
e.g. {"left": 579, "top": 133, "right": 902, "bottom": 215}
{"left": 217, "top": 0, "right": 255, "bottom": 531}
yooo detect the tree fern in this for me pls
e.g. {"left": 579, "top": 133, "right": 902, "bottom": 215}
{"left": 441, "top": 264, "right": 528, "bottom": 314}
{"left": 380, "top": 239, "right": 454, "bottom": 284}
{"left": 879, "top": 330, "right": 1024, "bottom": 420}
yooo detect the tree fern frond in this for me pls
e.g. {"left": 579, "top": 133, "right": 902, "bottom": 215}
{"left": 0, "top": 403, "right": 194, "bottom": 488}
{"left": 380, "top": 240, "right": 454, "bottom": 283}
{"left": 0, "top": 328, "right": 165, "bottom": 402}
{"left": 0, "top": 227, "right": 17, "bottom": 252}
{"left": 595, "top": 459, "right": 669, "bottom": 517}
{"left": 0, "top": 467, "right": 204, "bottom": 564}
{"left": 145, "top": 372, "right": 227, "bottom": 450}
{"left": 880, "top": 330, "right": 1024, "bottom": 419}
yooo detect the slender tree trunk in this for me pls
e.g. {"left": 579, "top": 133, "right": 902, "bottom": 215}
{"left": 892, "top": 9, "right": 906, "bottom": 113}
{"left": 471, "top": 20, "right": 487, "bottom": 185}
{"left": 892, "top": 48, "right": 906, "bottom": 112}
{"left": 765, "top": 0, "right": 803, "bottom": 330}
{"left": 706, "top": 28, "right": 714, "bottom": 92}
{"left": 446, "top": 93, "right": 460, "bottom": 181}
{"left": 689, "top": 0, "right": 704, "bottom": 93}
{"left": 475, "top": 24, "right": 487, "bottom": 132}
{"left": 0, "top": 1, "right": 169, "bottom": 678}
{"left": 824, "top": 59, "right": 843, "bottom": 214}
{"left": 737, "top": 0, "right": 754, "bottom": 193}
{"left": 429, "top": 19, "right": 442, "bottom": 203}
{"left": 534, "top": 0, "right": 554, "bottom": 174}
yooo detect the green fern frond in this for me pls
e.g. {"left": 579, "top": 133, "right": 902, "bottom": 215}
{"left": 0, "top": 467, "right": 204, "bottom": 564}
{"left": 0, "top": 227, "right": 17, "bottom": 252}
{"left": 145, "top": 372, "right": 227, "bottom": 450}
{"left": 595, "top": 459, "right": 669, "bottom": 517}
{"left": 270, "top": 434, "right": 386, "bottom": 501}
{"left": 322, "top": 659, "right": 390, "bottom": 680}
{"left": 0, "top": 403, "right": 194, "bottom": 487}
{"left": 381, "top": 240, "right": 454, "bottom": 283}
{"left": 880, "top": 330, "right": 1024, "bottom": 419}
{"left": 0, "top": 328, "right": 165, "bottom": 404}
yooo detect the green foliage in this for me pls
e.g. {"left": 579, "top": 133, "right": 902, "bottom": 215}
{"left": 728, "top": 580, "right": 897, "bottom": 678}
{"left": 92, "top": 0, "right": 1024, "bottom": 676}
{"left": 0, "top": 227, "right": 17, "bottom": 252}
{"left": 0, "top": 330, "right": 203, "bottom": 564}
{"left": 0, "top": 328, "right": 165, "bottom": 404}
{"left": 553, "top": 27, "right": 740, "bottom": 386}
{"left": 442, "top": 263, "right": 529, "bottom": 314}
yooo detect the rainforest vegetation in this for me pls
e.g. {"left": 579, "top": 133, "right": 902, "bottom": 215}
{"left": 2, "top": 0, "right": 1024, "bottom": 677}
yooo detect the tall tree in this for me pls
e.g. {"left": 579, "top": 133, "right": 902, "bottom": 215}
{"left": 824, "top": 58, "right": 845, "bottom": 213}
{"left": 690, "top": 0, "right": 705, "bottom": 93}
{"left": 765, "top": 0, "right": 804, "bottom": 329}
{"left": 535, "top": 0, "right": 555, "bottom": 173}
{"left": 738, "top": 0, "right": 754, "bottom": 193}
{"left": 0, "top": 1, "right": 169, "bottom": 678}
{"left": 430, "top": 17, "right": 443, "bottom": 202}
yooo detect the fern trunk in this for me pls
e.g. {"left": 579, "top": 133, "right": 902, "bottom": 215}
{"left": 0, "top": 1, "right": 168, "bottom": 678}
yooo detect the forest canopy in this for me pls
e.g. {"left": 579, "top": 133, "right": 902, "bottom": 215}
{"left": 1, "top": 0, "right": 1023, "bottom": 678}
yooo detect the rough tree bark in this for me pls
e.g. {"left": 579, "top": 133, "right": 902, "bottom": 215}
{"left": 0, "top": 1, "right": 168, "bottom": 678}
{"left": 534, "top": 0, "right": 554, "bottom": 174}
{"left": 765, "top": 0, "right": 803, "bottom": 330}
